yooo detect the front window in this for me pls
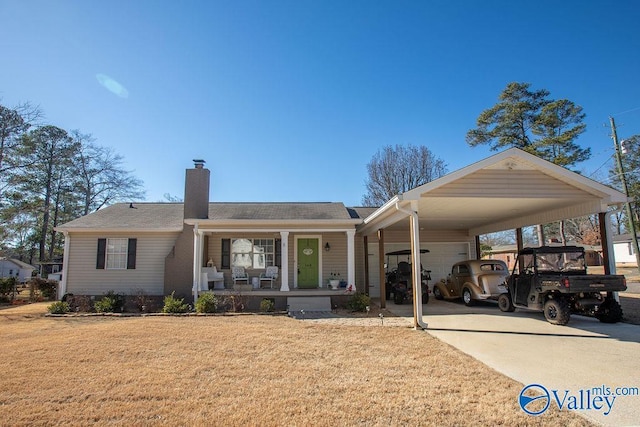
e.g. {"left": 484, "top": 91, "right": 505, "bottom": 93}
{"left": 231, "top": 238, "right": 274, "bottom": 269}
{"left": 106, "top": 238, "right": 128, "bottom": 269}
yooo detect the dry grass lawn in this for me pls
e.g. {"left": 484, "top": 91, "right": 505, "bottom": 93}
{"left": 0, "top": 304, "right": 592, "bottom": 426}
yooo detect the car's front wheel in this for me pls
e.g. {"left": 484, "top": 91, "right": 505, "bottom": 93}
{"left": 433, "top": 286, "right": 444, "bottom": 300}
{"left": 462, "top": 287, "right": 474, "bottom": 307}
{"left": 498, "top": 293, "right": 515, "bottom": 312}
{"left": 543, "top": 298, "right": 570, "bottom": 325}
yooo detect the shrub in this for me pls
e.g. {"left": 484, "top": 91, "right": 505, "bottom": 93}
{"left": 66, "top": 295, "right": 93, "bottom": 312}
{"left": 162, "top": 292, "right": 189, "bottom": 313}
{"left": 94, "top": 291, "right": 125, "bottom": 313}
{"left": 133, "top": 288, "right": 149, "bottom": 311}
{"left": 214, "top": 293, "right": 246, "bottom": 313}
{"left": 28, "top": 278, "right": 58, "bottom": 301}
{"left": 195, "top": 292, "right": 217, "bottom": 313}
{"left": 259, "top": 298, "right": 275, "bottom": 313}
{"left": 47, "top": 301, "right": 70, "bottom": 314}
{"left": 0, "top": 277, "right": 18, "bottom": 302}
{"left": 39, "top": 280, "right": 58, "bottom": 299}
{"left": 347, "top": 292, "right": 371, "bottom": 312}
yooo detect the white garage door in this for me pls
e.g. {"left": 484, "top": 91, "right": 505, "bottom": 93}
{"left": 366, "top": 242, "right": 471, "bottom": 298}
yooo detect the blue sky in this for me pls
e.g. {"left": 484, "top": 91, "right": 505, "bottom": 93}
{"left": 1, "top": 0, "right": 639, "bottom": 206}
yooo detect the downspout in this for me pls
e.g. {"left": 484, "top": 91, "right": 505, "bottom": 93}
{"left": 59, "top": 231, "right": 70, "bottom": 299}
{"left": 395, "top": 202, "right": 428, "bottom": 330}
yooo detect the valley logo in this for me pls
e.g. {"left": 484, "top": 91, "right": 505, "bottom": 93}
{"left": 519, "top": 383, "right": 623, "bottom": 416}
{"left": 519, "top": 384, "right": 551, "bottom": 415}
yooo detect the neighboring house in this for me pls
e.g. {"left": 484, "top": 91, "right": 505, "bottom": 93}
{"left": 39, "top": 259, "right": 64, "bottom": 280}
{"left": 55, "top": 149, "right": 629, "bottom": 307}
{"left": 0, "top": 258, "right": 36, "bottom": 283}
{"left": 613, "top": 234, "right": 638, "bottom": 266}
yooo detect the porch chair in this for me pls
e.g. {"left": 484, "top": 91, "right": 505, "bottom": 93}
{"left": 259, "top": 266, "right": 279, "bottom": 289}
{"left": 202, "top": 267, "right": 225, "bottom": 290}
{"left": 232, "top": 266, "right": 249, "bottom": 286}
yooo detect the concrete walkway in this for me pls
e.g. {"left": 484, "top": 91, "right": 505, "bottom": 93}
{"left": 385, "top": 296, "right": 640, "bottom": 426}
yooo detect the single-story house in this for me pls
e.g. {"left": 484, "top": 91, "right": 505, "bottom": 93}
{"left": 0, "top": 257, "right": 36, "bottom": 283}
{"left": 55, "top": 148, "right": 629, "bottom": 325}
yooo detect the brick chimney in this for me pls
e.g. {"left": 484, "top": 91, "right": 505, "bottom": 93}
{"left": 184, "top": 159, "right": 210, "bottom": 219}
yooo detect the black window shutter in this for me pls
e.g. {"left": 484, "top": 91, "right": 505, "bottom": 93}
{"left": 127, "top": 238, "right": 137, "bottom": 269}
{"left": 96, "top": 239, "right": 106, "bottom": 269}
{"left": 221, "top": 239, "right": 230, "bottom": 269}
{"left": 275, "top": 238, "right": 282, "bottom": 268}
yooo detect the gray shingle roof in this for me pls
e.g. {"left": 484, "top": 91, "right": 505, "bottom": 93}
{"left": 57, "top": 202, "right": 369, "bottom": 231}
{"left": 57, "top": 203, "right": 185, "bottom": 230}
{"left": 207, "top": 202, "right": 353, "bottom": 220}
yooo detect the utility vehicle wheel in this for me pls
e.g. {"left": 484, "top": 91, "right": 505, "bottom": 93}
{"left": 422, "top": 289, "right": 429, "bottom": 304}
{"left": 596, "top": 299, "right": 623, "bottom": 323}
{"left": 543, "top": 298, "right": 570, "bottom": 325}
{"left": 498, "top": 293, "right": 515, "bottom": 312}
{"left": 394, "top": 291, "right": 405, "bottom": 305}
{"left": 433, "top": 286, "right": 444, "bottom": 300}
{"left": 462, "top": 288, "right": 474, "bottom": 307}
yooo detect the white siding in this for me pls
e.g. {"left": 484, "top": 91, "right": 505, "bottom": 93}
{"left": 613, "top": 242, "right": 637, "bottom": 265}
{"left": 66, "top": 232, "right": 180, "bottom": 295}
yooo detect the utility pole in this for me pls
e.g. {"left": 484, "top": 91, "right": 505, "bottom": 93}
{"left": 610, "top": 116, "right": 640, "bottom": 271}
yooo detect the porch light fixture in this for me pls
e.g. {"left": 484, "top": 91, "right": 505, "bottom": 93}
{"left": 324, "top": 242, "right": 330, "bottom": 252}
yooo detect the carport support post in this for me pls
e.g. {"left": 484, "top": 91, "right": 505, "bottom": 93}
{"left": 516, "top": 228, "right": 523, "bottom": 252}
{"left": 599, "top": 211, "right": 622, "bottom": 303}
{"left": 599, "top": 212, "right": 614, "bottom": 275}
{"left": 378, "top": 229, "right": 385, "bottom": 309}
{"left": 396, "top": 200, "right": 427, "bottom": 330}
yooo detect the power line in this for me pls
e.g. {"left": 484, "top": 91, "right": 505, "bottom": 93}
{"left": 587, "top": 153, "right": 615, "bottom": 178}
{"left": 612, "top": 106, "right": 640, "bottom": 116}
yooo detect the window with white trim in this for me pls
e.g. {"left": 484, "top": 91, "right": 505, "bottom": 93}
{"left": 106, "top": 238, "right": 129, "bottom": 269}
{"left": 231, "top": 238, "right": 274, "bottom": 269}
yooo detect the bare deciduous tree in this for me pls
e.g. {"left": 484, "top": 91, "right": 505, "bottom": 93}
{"left": 362, "top": 144, "right": 447, "bottom": 207}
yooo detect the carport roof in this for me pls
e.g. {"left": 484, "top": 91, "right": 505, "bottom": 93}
{"left": 358, "top": 148, "right": 628, "bottom": 237}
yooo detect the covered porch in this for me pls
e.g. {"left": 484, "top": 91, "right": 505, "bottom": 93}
{"left": 187, "top": 214, "right": 361, "bottom": 301}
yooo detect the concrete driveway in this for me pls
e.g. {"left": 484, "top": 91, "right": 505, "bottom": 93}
{"left": 386, "top": 293, "right": 640, "bottom": 426}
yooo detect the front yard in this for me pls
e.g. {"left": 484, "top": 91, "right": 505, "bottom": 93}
{"left": 0, "top": 303, "right": 591, "bottom": 426}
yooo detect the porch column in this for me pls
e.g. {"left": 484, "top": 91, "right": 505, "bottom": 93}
{"left": 346, "top": 230, "right": 356, "bottom": 290}
{"left": 363, "top": 235, "right": 369, "bottom": 294}
{"left": 58, "top": 231, "right": 70, "bottom": 299}
{"left": 192, "top": 225, "right": 203, "bottom": 302}
{"left": 280, "top": 231, "right": 290, "bottom": 291}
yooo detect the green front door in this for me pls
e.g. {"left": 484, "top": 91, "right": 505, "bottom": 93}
{"left": 297, "top": 238, "right": 319, "bottom": 288}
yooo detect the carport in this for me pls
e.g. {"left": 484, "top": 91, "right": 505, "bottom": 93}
{"left": 357, "top": 148, "right": 629, "bottom": 329}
